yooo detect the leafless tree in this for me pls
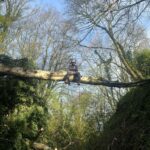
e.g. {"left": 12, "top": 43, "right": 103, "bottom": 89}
{"left": 65, "top": 0, "right": 150, "bottom": 80}
{"left": 0, "top": 0, "right": 32, "bottom": 53}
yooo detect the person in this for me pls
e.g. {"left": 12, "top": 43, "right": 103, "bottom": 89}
{"left": 64, "top": 59, "right": 81, "bottom": 85}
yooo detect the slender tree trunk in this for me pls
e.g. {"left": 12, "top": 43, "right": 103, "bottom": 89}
{"left": 105, "top": 28, "right": 144, "bottom": 80}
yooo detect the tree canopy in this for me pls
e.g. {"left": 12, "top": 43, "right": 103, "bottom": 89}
{"left": 0, "top": 0, "right": 150, "bottom": 150}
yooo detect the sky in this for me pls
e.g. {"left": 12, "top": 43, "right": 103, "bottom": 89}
{"left": 34, "top": 0, "right": 65, "bottom": 12}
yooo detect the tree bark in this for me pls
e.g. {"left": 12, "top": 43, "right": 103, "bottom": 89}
{"left": 0, "top": 63, "right": 149, "bottom": 88}
{"left": 32, "top": 142, "right": 51, "bottom": 150}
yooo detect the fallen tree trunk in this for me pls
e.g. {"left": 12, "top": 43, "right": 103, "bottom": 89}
{"left": 0, "top": 63, "right": 149, "bottom": 88}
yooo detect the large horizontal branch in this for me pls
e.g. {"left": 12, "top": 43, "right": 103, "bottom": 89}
{"left": 0, "top": 64, "right": 150, "bottom": 88}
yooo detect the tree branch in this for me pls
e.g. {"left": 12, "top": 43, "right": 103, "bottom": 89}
{"left": 32, "top": 142, "right": 50, "bottom": 150}
{"left": 118, "top": 0, "right": 146, "bottom": 11}
{"left": 0, "top": 64, "right": 149, "bottom": 88}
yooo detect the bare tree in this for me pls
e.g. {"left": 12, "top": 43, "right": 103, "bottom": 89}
{"left": 0, "top": 0, "right": 32, "bottom": 53}
{"left": 65, "top": 0, "right": 150, "bottom": 80}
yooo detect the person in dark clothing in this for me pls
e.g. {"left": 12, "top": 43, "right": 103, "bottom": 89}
{"left": 64, "top": 59, "right": 81, "bottom": 85}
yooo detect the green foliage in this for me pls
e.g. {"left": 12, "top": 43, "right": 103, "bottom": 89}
{"left": 134, "top": 49, "right": 150, "bottom": 78}
{"left": 0, "top": 54, "right": 36, "bottom": 69}
{"left": 0, "top": 55, "right": 95, "bottom": 150}
{"left": 126, "top": 49, "right": 150, "bottom": 78}
{"left": 2, "top": 54, "right": 150, "bottom": 150}
{"left": 0, "top": 56, "right": 50, "bottom": 150}
{"left": 43, "top": 92, "right": 98, "bottom": 150}
{"left": 0, "top": 15, "right": 13, "bottom": 46}
{"left": 96, "top": 85, "right": 150, "bottom": 150}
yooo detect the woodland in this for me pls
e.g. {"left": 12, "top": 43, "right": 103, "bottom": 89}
{"left": 0, "top": 0, "right": 150, "bottom": 150}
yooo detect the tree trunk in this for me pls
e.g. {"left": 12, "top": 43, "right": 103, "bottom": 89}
{"left": 106, "top": 28, "right": 144, "bottom": 80}
{"left": 0, "top": 63, "right": 149, "bottom": 88}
